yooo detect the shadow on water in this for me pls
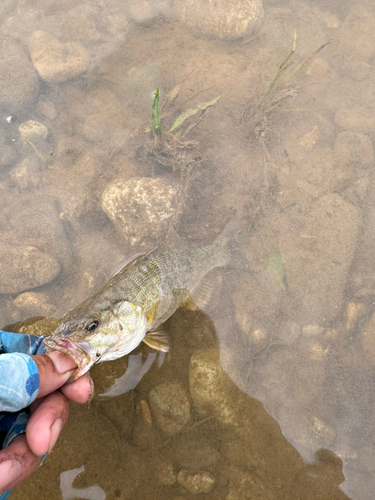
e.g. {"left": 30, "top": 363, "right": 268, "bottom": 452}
{"left": 8, "top": 309, "right": 349, "bottom": 500}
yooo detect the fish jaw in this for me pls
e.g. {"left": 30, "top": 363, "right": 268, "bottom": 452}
{"left": 43, "top": 336, "right": 96, "bottom": 381}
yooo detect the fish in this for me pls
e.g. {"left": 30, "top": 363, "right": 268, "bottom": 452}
{"left": 43, "top": 218, "right": 239, "bottom": 381}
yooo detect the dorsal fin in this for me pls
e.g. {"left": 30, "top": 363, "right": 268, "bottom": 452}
{"left": 160, "top": 226, "right": 184, "bottom": 251}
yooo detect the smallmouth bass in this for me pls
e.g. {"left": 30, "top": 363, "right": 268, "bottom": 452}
{"left": 44, "top": 219, "right": 238, "bottom": 380}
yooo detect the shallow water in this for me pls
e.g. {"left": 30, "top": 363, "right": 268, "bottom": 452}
{"left": 1, "top": 0, "right": 375, "bottom": 498}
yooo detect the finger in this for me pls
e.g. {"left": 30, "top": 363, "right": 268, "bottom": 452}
{"left": 60, "top": 373, "right": 94, "bottom": 404}
{"left": 31, "top": 351, "right": 77, "bottom": 397}
{"left": 0, "top": 435, "right": 42, "bottom": 494}
{"left": 26, "top": 391, "right": 69, "bottom": 456}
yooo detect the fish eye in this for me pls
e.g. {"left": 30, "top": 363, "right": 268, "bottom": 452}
{"left": 86, "top": 320, "right": 99, "bottom": 332}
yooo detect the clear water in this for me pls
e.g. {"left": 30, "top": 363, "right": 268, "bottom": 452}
{"left": 1, "top": 0, "right": 375, "bottom": 498}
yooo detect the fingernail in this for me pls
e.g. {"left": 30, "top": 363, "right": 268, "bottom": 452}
{"left": 48, "top": 351, "right": 77, "bottom": 374}
{"left": 0, "top": 459, "right": 22, "bottom": 490}
{"left": 49, "top": 418, "right": 63, "bottom": 453}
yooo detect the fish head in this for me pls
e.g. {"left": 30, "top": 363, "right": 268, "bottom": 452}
{"left": 43, "top": 301, "right": 147, "bottom": 381}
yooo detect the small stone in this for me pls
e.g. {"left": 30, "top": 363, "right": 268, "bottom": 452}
{"left": 101, "top": 177, "right": 181, "bottom": 248}
{"left": 149, "top": 381, "right": 190, "bottom": 435}
{"left": 175, "top": 0, "right": 264, "bottom": 39}
{"left": 13, "top": 292, "right": 55, "bottom": 316}
{"left": 177, "top": 469, "right": 215, "bottom": 495}
{"left": 346, "top": 302, "right": 366, "bottom": 331}
{"left": 154, "top": 461, "right": 176, "bottom": 486}
{"left": 0, "top": 243, "right": 61, "bottom": 294}
{"left": 301, "top": 324, "right": 324, "bottom": 336}
{"left": 334, "top": 131, "right": 374, "bottom": 169}
{"left": 226, "top": 466, "right": 276, "bottom": 500}
{"left": 19, "top": 120, "right": 49, "bottom": 142}
{"left": 298, "top": 125, "right": 319, "bottom": 151}
{"left": 305, "top": 58, "right": 329, "bottom": 77}
{"left": 28, "top": 31, "right": 89, "bottom": 83}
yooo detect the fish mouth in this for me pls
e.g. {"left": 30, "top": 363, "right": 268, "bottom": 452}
{"left": 43, "top": 337, "right": 95, "bottom": 381}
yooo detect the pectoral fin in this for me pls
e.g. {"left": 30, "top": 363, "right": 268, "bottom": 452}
{"left": 143, "top": 326, "right": 170, "bottom": 352}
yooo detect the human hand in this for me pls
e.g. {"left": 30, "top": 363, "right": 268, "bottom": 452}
{"left": 0, "top": 350, "right": 93, "bottom": 496}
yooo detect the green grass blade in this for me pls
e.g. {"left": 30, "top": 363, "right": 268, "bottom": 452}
{"left": 151, "top": 86, "right": 163, "bottom": 136}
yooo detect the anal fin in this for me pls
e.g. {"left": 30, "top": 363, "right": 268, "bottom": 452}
{"left": 143, "top": 326, "right": 170, "bottom": 352}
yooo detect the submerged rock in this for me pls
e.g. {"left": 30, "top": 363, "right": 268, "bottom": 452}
{"left": 279, "top": 193, "right": 358, "bottom": 323}
{"left": 177, "top": 469, "right": 215, "bottom": 495}
{"left": 226, "top": 466, "right": 276, "bottom": 500}
{"left": 13, "top": 291, "right": 55, "bottom": 317}
{"left": 18, "top": 120, "right": 49, "bottom": 142}
{"left": 0, "top": 42, "right": 39, "bottom": 112}
{"left": 149, "top": 381, "right": 191, "bottom": 435}
{"left": 29, "top": 31, "right": 89, "bottom": 83}
{"left": 0, "top": 243, "right": 61, "bottom": 294}
{"left": 175, "top": 0, "right": 263, "bottom": 39}
{"left": 101, "top": 177, "right": 181, "bottom": 248}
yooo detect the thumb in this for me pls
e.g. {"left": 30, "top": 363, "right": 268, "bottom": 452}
{"left": 31, "top": 351, "right": 77, "bottom": 398}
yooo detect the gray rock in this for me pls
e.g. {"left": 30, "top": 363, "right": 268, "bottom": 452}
{"left": 28, "top": 31, "right": 89, "bottom": 83}
{"left": 177, "top": 469, "right": 215, "bottom": 495}
{"left": 149, "top": 381, "right": 190, "bottom": 435}
{"left": 279, "top": 194, "right": 359, "bottom": 323}
{"left": 101, "top": 177, "right": 181, "bottom": 248}
{"left": 175, "top": 0, "right": 263, "bottom": 39}
{"left": 0, "top": 243, "right": 61, "bottom": 294}
{"left": 0, "top": 42, "right": 39, "bottom": 112}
